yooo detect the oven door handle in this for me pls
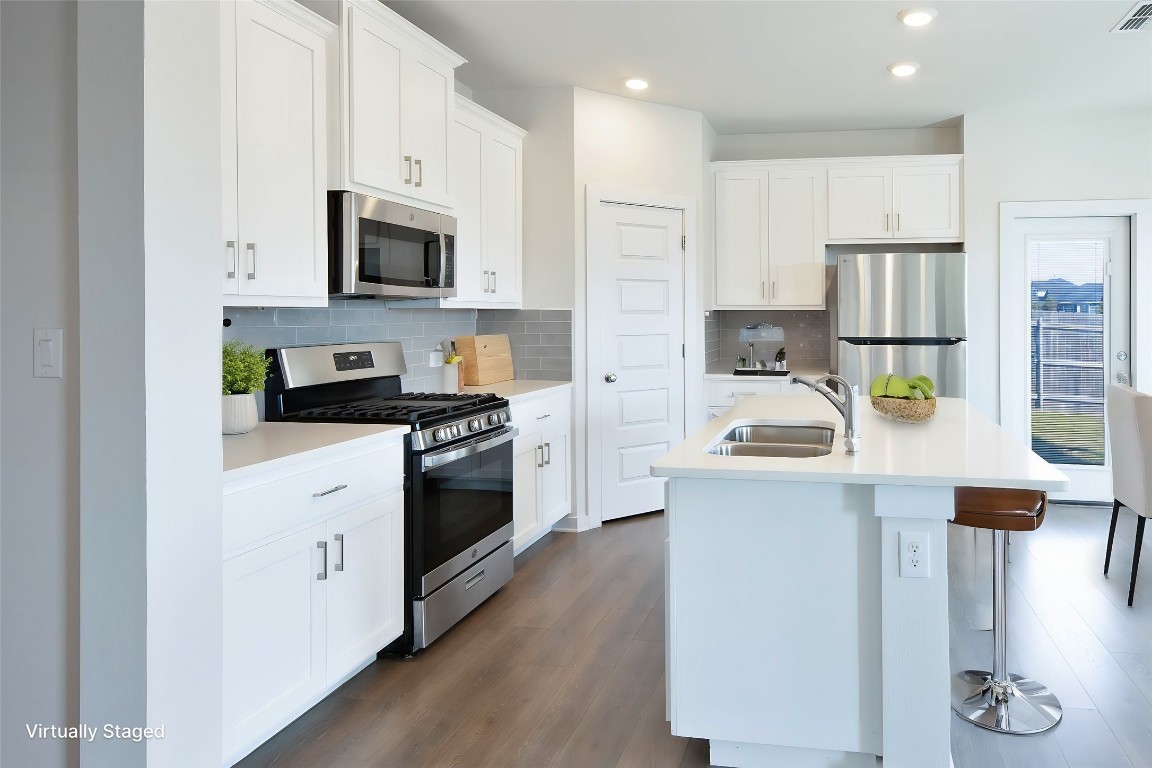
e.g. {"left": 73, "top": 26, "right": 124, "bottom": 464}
{"left": 421, "top": 427, "right": 519, "bottom": 471}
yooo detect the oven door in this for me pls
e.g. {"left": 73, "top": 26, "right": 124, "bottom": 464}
{"left": 417, "top": 427, "right": 516, "bottom": 596}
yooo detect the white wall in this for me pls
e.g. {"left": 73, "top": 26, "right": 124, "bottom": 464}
{"left": 712, "top": 124, "right": 962, "bottom": 161}
{"left": 1, "top": 3, "right": 81, "bottom": 766}
{"left": 77, "top": 1, "right": 223, "bottom": 764}
{"left": 472, "top": 87, "right": 576, "bottom": 310}
{"left": 962, "top": 105, "right": 1152, "bottom": 419}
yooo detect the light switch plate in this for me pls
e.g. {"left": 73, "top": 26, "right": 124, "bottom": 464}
{"left": 34, "top": 328, "right": 63, "bottom": 378}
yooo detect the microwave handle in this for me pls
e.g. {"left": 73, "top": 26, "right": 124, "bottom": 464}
{"left": 438, "top": 232, "right": 448, "bottom": 289}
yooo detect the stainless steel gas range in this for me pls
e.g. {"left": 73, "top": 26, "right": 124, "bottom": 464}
{"left": 263, "top": 342, "right": 516, "bottom": 654}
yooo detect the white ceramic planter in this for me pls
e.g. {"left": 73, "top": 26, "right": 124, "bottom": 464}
{"left": 222, "top": 393, "right": 259, "bottom": 435}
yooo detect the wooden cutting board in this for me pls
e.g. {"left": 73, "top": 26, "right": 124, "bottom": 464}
{"left": 455, "top": 334, "right": 514, "bottom": 386}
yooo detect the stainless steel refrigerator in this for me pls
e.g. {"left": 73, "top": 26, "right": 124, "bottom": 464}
{"left": 832, "top": 252, "right": 967, "bottom": 397}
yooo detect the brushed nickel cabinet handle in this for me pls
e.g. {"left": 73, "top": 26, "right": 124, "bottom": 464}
{"left": 316, "top": 540, "right": 327, "bottom": 581}
{"left": 313, "top": 484, "right": 347, "bottom": 498}
{"left": 483, "top": 270, "right": 490, "bottom": 293}
{"left": 544, "top": 442, "right": 552, "bottom": 465}
{"left": 246, "top": 243, "right": 256, "bottom": 280}
{"left": 885, "top": 213, "right": 889, "bottom": 232}
{"left": 414, "top": 158, "right": 423, "bottom": 188}
{"left": 404, "top": 155, "right": 413, "bottom": 184}
{"left": 536, "top": 445, "right": 544, "bottom": 469}
{"left": 761, "top": 281, "right": 766, "bottom": 299}
{"left": 333, "top": 533, "right": 344, "bottom": 572}
{"left": 464, "top": 570, "right": 485, "bottom": 590}
{"left": 896, "top": 212, "right": 901, "bottom": 231}
{"left": 226, "top": 240, "right": 237, "bottom": 279}
{"left": 491, "top": 271, "right": 496, "bottom": 293}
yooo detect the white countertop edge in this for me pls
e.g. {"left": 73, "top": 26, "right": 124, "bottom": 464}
{"left": 223, "top": 422, "right": 408, "bottom": 478}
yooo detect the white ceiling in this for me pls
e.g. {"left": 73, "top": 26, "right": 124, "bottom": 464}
{"left": 386, "top": 0, "right": 1152, "bottom": 135}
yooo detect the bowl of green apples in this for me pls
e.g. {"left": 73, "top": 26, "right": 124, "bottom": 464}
{"left": 869, "top": 374, "right": 937, "bottom": 423}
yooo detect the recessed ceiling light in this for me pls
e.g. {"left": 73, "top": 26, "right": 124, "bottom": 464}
{"left": 624, "top": 78, "right": 649, "bottom": 91}
{"left": 898, "top": 7, "right": 937, "bottom": 26}
{"left": 888, "top": 61, "right": 920, "bottom": 77}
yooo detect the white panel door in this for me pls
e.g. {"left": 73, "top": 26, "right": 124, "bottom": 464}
{"left": 484, "top": 135, "right": 520, "bottom": 302}
{"left": 325, "top": 493, "right": 404, "bottom": 685}
{"left": 235, "top": 0, "right": 327, "bottom": 299}
{"left": 828, "top": 167, "right": 892, "bottom": 240}
{"left": 223, "top": 523, "right": 327, "bottom": 761}
{"left": 894, "top": 165, "right": 961, "bottom": 239}
{"left": 512, "top": 436, "right": 542, "bottom": 551}
{"left": 592, "top": 202, "right": 685, "bottom": 521}
{"left": 449, "top": 116, "right": 485, "bottom": 301}
{"left": 347, "top": 7, "right": 404, "bottom": 194}
{"left": 767, "top": 168, "right": 825, "bottom": 307}
{"left": 714, "top": 173, "right": 767, "bottom": 306}
{"left": 402, "top": 53, "right": 451, "bottom": 204}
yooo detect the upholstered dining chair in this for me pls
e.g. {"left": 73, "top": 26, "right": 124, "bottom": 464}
{"left": 1104, "top": 383, "right": 1152, "bottom": 606}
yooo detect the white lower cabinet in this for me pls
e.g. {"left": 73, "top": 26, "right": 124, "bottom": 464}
{"left": 510, "top": 388, "right": 572, "bottom": 553}
{"left": 222, "top": 435, "right": 404, "bottom": 765}
{"left": 705, "top": 376, "right": 807, "bottom": 418}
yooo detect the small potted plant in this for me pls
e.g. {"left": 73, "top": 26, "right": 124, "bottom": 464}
{"left": 222, "top": 339, "right": 270, "bottom": 435}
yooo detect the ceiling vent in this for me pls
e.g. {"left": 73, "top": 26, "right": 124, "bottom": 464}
{"left": 1112, "top": 2, "right": 1152, "bottom": 31}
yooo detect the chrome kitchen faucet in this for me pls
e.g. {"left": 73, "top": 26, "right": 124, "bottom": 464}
{"left": 792, "top": 375, "right": 862, "bottom": 455}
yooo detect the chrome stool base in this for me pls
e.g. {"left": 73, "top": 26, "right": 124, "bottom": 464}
{"left": 952, "top": 669, "right": 1063, "bottom": 735}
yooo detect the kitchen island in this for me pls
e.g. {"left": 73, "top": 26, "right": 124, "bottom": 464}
{"left": 650, "top": 394, "right": 1066, "bottom": 768}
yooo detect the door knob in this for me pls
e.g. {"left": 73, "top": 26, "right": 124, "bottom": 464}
{"left": 604, "top": 373, "right": 617, "bottom": 383}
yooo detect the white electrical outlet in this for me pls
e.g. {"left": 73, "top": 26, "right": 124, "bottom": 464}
{"left": 899, "top": 531, "right": 930, "bottom": 578}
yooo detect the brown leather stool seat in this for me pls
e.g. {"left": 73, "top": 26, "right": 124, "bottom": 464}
{"left": 954, "top": 487, "right": 1046, "bottom": 532}
{"left": 950, "top": 486, "right": 1061, "bottom": 735}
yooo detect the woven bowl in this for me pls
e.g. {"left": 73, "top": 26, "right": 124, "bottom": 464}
{"left": 870, "top": 396, "right": 936, "bottom": 423}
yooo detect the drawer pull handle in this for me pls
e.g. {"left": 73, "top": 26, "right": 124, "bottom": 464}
{"left": 333, "top": 533, "right": 344, "bottom": 572}
{"left": 316, "top": 540, "right": 327, "bottom": 581}
{"left": 536, "top": 414, "right": 551, "bottom": 420}
{"left": 313, "top": 484, "right": 348, "bottom": 498}
{"left": 464, "top": 570, "right": 486, "bottom": 590}
{"left": 544, "top": 442, "right": 552, "bottom": 465}
{"left": 537, "top": 445, "right": 544, "bottom": 469}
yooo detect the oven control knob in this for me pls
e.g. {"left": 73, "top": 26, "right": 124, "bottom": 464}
{"left": 452, "top": 424, "right": 462, "bottom": 438}
{"left": 469, "top": 419, "right": 482, "bottom": 432}
{"left": 433, "top": 428, "right": 446, "bottom": 442}
{"left": 499, "top": 411, "right": 508, "bottom": 424}
{"left": 487, "top": 414, "right": 498, "bottom": 426}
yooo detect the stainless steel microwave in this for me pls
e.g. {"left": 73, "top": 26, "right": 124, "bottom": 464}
{"left": 328, "top": 191, "right": 456, "bottom": 299}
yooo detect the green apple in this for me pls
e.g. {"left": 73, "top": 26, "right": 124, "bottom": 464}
{"left": 871, "top": 373, "right": 912, "bottom": 399}
{"left": 908, "top": 375, "right": 936, "bottom": 400}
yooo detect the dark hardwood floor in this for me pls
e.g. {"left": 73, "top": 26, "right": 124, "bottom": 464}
{"left": 239, "top": 505, "right": 1151, "bottom": 768}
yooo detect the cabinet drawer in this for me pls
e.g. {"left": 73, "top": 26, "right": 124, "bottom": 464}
{"left": 224, "top": 444, "right": 403, "bottom": 553}
{"left": 510, "top": 390, "right": 571, "bottom": 437}
{"left": 705, "top": 379, "right": 790, "bottom": 406}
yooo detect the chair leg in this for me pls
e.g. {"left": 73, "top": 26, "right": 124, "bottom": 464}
{"left": 1105, "top": 499, "right": 1121, "bottom": 575}
{"left": 1129, "top": 516, "right": 1146, "bottom": 607}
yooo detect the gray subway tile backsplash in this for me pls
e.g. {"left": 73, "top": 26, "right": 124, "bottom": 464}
{"left": 707, "top": 309, "right": 831, "bottom": 371}
{"left": 477, "top": 308, "right": 572, "bottom": 383}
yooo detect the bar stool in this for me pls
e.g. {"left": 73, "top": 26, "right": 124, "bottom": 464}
{"left": 950, "top": 487, "right": 1063, "bottom": 735}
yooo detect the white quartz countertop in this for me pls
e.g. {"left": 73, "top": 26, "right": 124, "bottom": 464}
{"left": 462, "top": 380, "right": 572, "bottom": 403}
{"left": 223, "top": 422, "right": 408, "bottom": 474}
{"left": 651, "top": 394, "right": 1069, "bottom": 490}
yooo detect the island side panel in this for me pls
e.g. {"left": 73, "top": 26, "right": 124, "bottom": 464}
{"left": 874, "top": 484, "right": 953, "bottom": 768}
{"left": 666, "top": 477, "right": 882, "bottom": 757}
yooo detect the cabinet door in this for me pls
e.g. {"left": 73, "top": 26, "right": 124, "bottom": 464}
{"left": 827, "top": 167, "right": 892, "bottom": 240}
{"left": 449, "top": 116, "right": 486, "bottom": 302}
{"left": 714, "top": 173, "right": 768, "bottom": 306}
{"left": 512, "top": 436, "right": 543, "bottom": 552}
{"left": 401, "top": 51, "right": 452, "bottom": 204}
{"left": 540, "top": 423, "right": 571, "bottom": 529}
{"left": 234, "top": 0, "right": 328, "bottom": 299}
{"left": 347, "top": 6, "right": 405, "bottom": 194}
{"left": 893, "top": 165, "right": 961, "bottom": 239}
{"left": 767, "top": 169, "right": 825, "bottom": 307}
{"left": 484, "top": 132, "right": 521, "bottom": 303}
{"left": 223, "top": 523, "right": 327, "bottom": 761}
{"left": 221, "top": 1, "right": 240, "bottom": 295}
{"left": 325, "top": 492, "right": 404, "bottom": 685}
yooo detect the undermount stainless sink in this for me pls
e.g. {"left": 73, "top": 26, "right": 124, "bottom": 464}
{"left": 706, "top": 419, "right": 837, "bottom": 458}
{"left": 722, "top": 424, "right": 836, "bottom": 446}
{"left": 707, "top": 442, "right": 833, "bottom": 458}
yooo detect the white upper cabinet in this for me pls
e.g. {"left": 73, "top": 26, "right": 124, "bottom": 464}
{"left": 827, "top": 156, "right": 962, "bottom": 241}
{"left": 713, "top": 165, "right": 825, "bottom": 310}
{"left": 222, "top": 0, "right": 334, "bottom": 308}
{"left": 336, "top": 0, "right": 464, "bottom": 209}
{"left": 443, "top": 96, "right": 525, "bottom": 308}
